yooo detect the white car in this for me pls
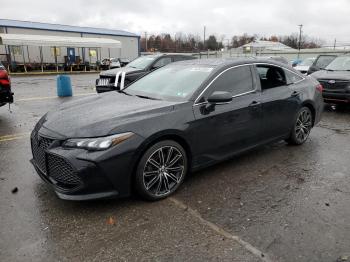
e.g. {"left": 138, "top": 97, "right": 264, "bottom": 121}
{"left": 294, "top": 57, "right": 316, "bottom": 75}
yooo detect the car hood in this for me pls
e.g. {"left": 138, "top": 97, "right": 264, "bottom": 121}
{"left": 41, "top": 93, "right": 179, "bottom": 138}
{"left": 294, "top": 65, "right": 310, "bottom": 71}
{"left": 100, "top": 67, "right": 144, "bottom": 76}
{"left": 311, "top": 70, "right": 350, "bottom": 81}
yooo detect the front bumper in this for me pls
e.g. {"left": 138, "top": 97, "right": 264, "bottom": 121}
{"left": 323, "top": 91, "right": 350, "bottom": 103}
{"left": 30, "top": 126, "right": 144, "bottom": 200}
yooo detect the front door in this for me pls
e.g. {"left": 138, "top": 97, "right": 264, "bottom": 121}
{"left": 191, "top": 65, "right": 262, "bottom": 165}
{"left": 67, "top": 48, "right": 75, "bottom": 64}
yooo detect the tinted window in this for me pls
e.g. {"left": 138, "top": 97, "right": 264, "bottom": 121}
{"left": 209, "top": 66, "right": 254, "bottom": 96}
{"left": 153, "top": 57, "right": 172, "bottom": 68}
{"left": 257, "top": 65, "right": 287, "bottom": 90}
{"left": 284, "top": 70, "right": 303, "bottom": 84}
{"left": 315, "top": 55, "right": 336, "bottom": 69}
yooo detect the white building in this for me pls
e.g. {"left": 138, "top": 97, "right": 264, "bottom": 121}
{"left": 0, "top": 19, "right": 140, "bottom": 72}
{"left": 240, "top": 40, "right": 295, "bottom": 54}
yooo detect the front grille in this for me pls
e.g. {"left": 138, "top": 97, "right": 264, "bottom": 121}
{"left": 319, "top": 79, "right": 349, "bottom": 92}
{"left": 47, "top": 153, "right": 82, "bottom": 187}
{"left": 31, "top": 130, "right": 54, "bottom": 174}
{"left": 98, "top": 75, "right": 115, "bottom": 85}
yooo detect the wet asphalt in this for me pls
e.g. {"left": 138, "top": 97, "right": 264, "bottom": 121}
{"left": 0, "top": 74, "right": 350, "bottom": 262}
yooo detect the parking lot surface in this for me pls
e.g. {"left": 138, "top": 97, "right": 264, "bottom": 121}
{"left": 1, "top": 74, "right": 350, "bottom": 262}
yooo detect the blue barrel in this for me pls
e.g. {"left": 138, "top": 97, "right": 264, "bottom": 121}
{"left": 57, "top": 75, "right": 73, "bottom": 97}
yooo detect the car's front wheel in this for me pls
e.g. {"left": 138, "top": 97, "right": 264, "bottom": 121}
{"left": 135, "top": 140, "right": 188, "bottom": 201}
{"left": 286, "top": 106, "right": 313, "bottom": 145}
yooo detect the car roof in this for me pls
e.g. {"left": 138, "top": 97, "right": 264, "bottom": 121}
{"left": 170, "top": 57, "right": 288, "bottom": 69}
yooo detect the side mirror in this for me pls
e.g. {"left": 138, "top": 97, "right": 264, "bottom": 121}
{"left": 207, "top": 91, "right": 232, "bottom": 104}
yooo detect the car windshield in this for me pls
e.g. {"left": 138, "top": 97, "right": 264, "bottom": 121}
{"left": 299, "top": 58, "right": 315, "bottom": 66}
{"left": 326, "top": 56, "right": 350, "bottom": 71}
{"left": 125, "top": 65, "right": 213, "bottom": 101}
{"left": 125, "top": 56, "right": 158, "bottom": 70}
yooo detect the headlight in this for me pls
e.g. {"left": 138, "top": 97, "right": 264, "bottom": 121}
{"left": 63, "top": 132, "right": 134, "bottom": 151}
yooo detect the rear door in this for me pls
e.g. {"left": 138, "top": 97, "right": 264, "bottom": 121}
{"left": 254, "top": 64, "right": 301, "bottom": 141}
{"left": 192, "top": 65, "right": 262, "bottom": 163}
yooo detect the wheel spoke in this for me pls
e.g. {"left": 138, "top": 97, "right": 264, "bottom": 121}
{"left": 146, "top": 175, "right": 160, "bottom": 190}
{"left": 163, "top": 175, "right": 170, "bottom": 193}
{"left": 167, "top": 154, "right": 182, "bottom": 167}
{"left": 155, "top": 175, "right": 163, "bottom": 195}
{"left": 148, "top": 158, "right": 161, "bottom": 169}
{"left": 165, "top": 147, "right": 173, "bottom": 165}
{"left": 158, "top": 148, "right": 165, "bottom": 165}
{"left": 165, "top": 172, "right": 180, "bottom": 183}
{"left": 166, "top": 165, "right": 184, "bottom": 172}
{"left": 144, "top": 170, "right": 159, "bottom": 177}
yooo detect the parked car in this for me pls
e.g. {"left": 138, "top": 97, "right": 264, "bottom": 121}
{"left": 258, "top": 56, "right": 289, "bottom": 65}
{"left": 307, "top": 54, "right": 337, "bottom": 75}
{"left": 31, "top": 58, "right": 323, "bottom": 201}
{"left": 95, "top": 54, "right": 196, "bottom": 93}
{"left": 294, "top": 57, "right": 316, "bottom": 75}
{"left": 311, "top": 55, "right": 350, "bottom": 104}
{"left": 0, "top": 62, "right": 14, "bottom": 107}
{"left": 100, "top": 58, "right": 131, "bottom": 70}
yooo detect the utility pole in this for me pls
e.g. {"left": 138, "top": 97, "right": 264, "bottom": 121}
{"left": 297, "top": 24, "right": 303, "bottom": 59}
{"left": 333, "top": 38, "right": 337, "bottom": 50}
{"left": 203, "top": 26, "right": 206, "bottom": 51}
{"left": 144, "top": 32, "right": 148, "bottom": 52}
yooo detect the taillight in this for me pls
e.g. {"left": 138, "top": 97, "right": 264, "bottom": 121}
{"left": 316, "top": 84, "right": 323, "bottom": 93}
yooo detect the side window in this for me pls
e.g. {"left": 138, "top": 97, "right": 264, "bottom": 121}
{"left": 153, "top": 57, "right": 172, "bottom": 68}
{"left": 208, "top": 66, "right": 254, "bottom": 97}
{"left": 284, "top": 70, "right": 303, "bottom": 84}
{"left": 257, "top": 65, "right": 287, "bottom": 90}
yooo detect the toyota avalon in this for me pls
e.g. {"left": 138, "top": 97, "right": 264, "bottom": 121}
{"left": 31, "top": 58, "right": 323, "bottom": 201}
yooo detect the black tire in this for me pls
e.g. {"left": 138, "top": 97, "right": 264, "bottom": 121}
{"left": 135, "top": 140, "right": 188, "bottom": 201}
{"left": 286, "top": 107, "right": 313, "bottom": 145}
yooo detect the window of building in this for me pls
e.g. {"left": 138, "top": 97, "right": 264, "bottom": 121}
{"left": 51, "top": 47, "right": 61, "bottom": 56}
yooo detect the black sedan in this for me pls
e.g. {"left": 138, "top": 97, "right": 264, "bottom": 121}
{"left": 311, "top": 55, "right": 350, "bottom": 104}
{"left": 95, "top": 54, "right": 195, "bottom": 93}
{"left": 31, "top": 58, "right": 323, "bottom": 201}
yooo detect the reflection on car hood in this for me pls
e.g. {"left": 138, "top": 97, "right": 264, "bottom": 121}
{"left": 41, "top": 92, "right": 178, "bottom": 138}
{"left": 100, "top": 67, "right": 143, "bottom": 76}
{"left": 311, "top": 70, "right": 350, "bottom": 81}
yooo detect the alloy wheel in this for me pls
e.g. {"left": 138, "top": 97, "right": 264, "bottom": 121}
{"left": 295, "top": 108, "right": 312, "bottom": 143}
{"left": 142, "top": 146, "right": 185, "bottom": 197}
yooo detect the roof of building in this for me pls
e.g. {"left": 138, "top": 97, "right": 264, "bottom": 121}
{"left": 0, "top": 19, "right": 139, "bottom": 38}
{"left": 241, "top": 40, "right": 295, "bottom": 51}
{"left": 0, "top": 33, "right": 122, "bottom": 48}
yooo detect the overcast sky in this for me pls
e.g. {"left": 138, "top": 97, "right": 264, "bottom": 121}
{"left": 1, "top": 0, "right": 349, "bottom": 45}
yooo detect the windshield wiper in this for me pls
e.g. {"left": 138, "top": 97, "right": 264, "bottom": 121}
{"left": 135, "top": 94, "right": 160, "bottom": 100}
{"left": 324, "top": 68, "right": 334, "bottom": 71}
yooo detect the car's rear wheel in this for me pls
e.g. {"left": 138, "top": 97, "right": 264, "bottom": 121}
{"left": 135, "top": 140, "right": 188, "bottom": 201}
{"left": 286, "top": 107, "right": 313, "bottom": 145}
